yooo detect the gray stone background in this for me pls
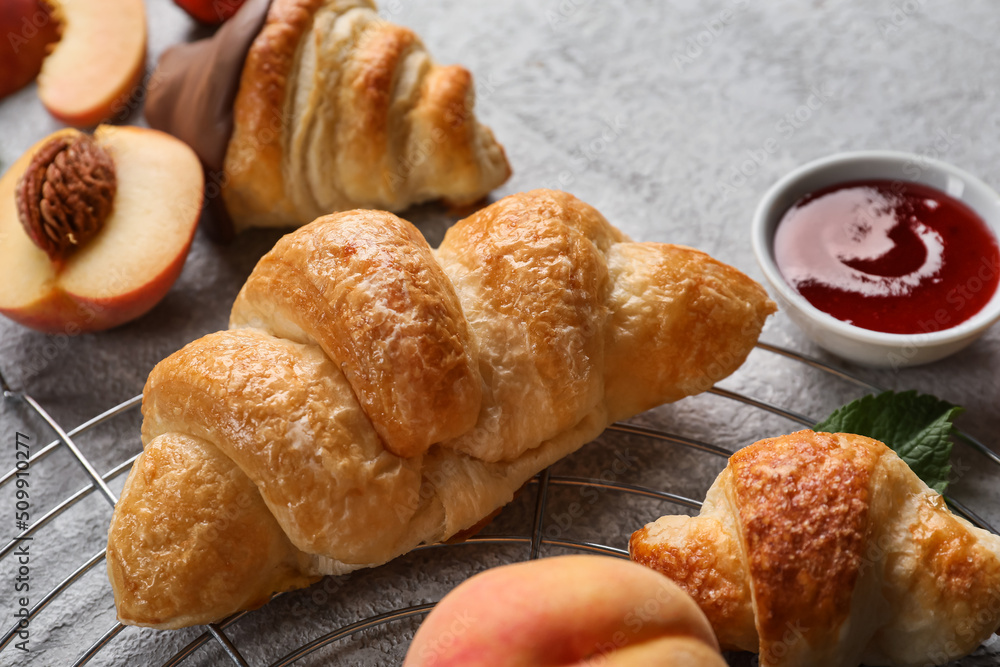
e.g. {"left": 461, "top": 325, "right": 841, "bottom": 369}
{"left": 1, "top": 0, "right": 999, "bottom": 664}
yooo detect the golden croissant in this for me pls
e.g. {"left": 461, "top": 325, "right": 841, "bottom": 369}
{"left": 630, "top": 430, "right": 1000, "bottom": 667}
{"left": 106, "top": 189, "right": 775, "bottom": 628}
{"left": 224, "top": 0, "right": 511, "bottom": 231}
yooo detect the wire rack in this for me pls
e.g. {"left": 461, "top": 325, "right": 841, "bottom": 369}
{"left": 2, "top": 341, "right": 999, "bottom": 666}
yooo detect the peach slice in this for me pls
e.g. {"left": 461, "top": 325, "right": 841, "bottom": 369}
{"left": 404, "top": 555, "right": 727, "bottom": 667}
{"left": 36, "top": 0, "right": 146, "bottom": 126}
{"left": 0, "top": 126, "right": 204, "bottom": 334}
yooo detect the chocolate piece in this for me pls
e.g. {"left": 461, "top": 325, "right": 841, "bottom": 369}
{"left": 145, "top": 0, "right": 271, "bottom": 174}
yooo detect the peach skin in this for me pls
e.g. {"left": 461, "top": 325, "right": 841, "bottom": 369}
{"left": 404, "top": 554, "right": 726, "bottom": 667}
{"left": 0, "top": 0, "right": 61, "bottom": 100}
{"left": 0, "top": 126, "right": 204, "bottom": 333}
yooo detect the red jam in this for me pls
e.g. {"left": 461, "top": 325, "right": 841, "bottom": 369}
{"left": 773, "top": 179, "right": 1000, "bottom": 334}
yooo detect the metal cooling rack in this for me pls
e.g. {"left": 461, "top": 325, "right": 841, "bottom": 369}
{"left": 1, "top": 341, "right": 998, "bottom": 666}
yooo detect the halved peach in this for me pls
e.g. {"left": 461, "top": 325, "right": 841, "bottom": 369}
{"left": 36, "top": 0, "right": 146, "bottom": 126}
{"left": 0, "top": 126, "right": 204, "bottom": 333}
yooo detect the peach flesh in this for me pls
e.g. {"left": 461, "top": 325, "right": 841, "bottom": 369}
{"left": 0, "top": 126, "right": 204, "bottom": 333}
{"left": 37, "top": 0, "right": 146, "bottom": 126}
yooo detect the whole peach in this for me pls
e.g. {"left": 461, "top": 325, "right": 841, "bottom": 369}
{"left": 404, "top": 554, "right": 726, "bottom": 666}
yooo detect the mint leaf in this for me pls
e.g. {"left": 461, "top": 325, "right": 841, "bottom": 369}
{"left": 815, "top": 390, "right": 962, "bottom": 494}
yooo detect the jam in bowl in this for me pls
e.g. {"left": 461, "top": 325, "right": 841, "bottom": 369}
{"left": 751, "top": 151, "right": 1000, "bottom": 368}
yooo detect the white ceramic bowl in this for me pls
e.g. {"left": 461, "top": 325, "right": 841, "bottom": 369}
{"left": 751, "top": 150, "right": 1000, "bottom": 368}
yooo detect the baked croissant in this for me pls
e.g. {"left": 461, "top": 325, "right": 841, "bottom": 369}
{"left": 146, "top": 0, "right": 511, "bottom": 233}
{"left": 106, "top": 189, "right": 775, "bottom": 629}
{"left": 630, "top": 430, "right": 1000, "bottom": 667}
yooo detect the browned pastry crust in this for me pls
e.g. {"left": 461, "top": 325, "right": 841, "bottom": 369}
{"left": 630, "top": 430, "right": 1000, "bottom": 667}
{"left": 222, "top": 0, "right": 512, "bottom": 231}
{"left": 107, "top": 189, "right": 775, "bottom": 628}
{"left": 230, "top": 209, "right": 482, "bottom": 458}
{"left": 106, "top": 433, "right": 318, "bottom": 628}
{"left": 221, "top": 0, "right": 309, "bottom": 225}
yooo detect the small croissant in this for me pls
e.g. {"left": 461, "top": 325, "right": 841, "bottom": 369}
{"left": 106, "top": 190, "right": 774, "bottom": 628}
{"left": 630, "top": 430, "right": 1000, "bottom": 667}
{"left": 223, "top": 0, "right": 511, "bottom": 230}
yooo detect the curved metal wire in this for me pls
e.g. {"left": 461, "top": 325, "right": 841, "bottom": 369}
{"left": 270, "top": 604, "right": 437, "bottom": 667}
{"left": 548, "top": 476, "right": 703, "bottom": 509}
{"left": 605, "top": 423, "right": 732, "bottom": 458}
{"left": 0, "top": 549, "right": 107, "bottom": 652}
{"left": 0, "top": 341, "right": 997, "bottom": 666}
{"left": 208, "top": 625, "right": 251, "bottom": 667}
{"left": 73, "top": 623, "right": 126, "bottom": 667}
{"left": 158, "top": 611, "right": 254, "bottom": 667}
{"left": 12, "top": 392, "right": 118, "bottom": 506}
{"left": 755, "top": 343, "right": 1000, "bottom": 468}
{"left": 0, "top": 394, "right": 141, "bottom": 489}
{"left": 753, "top": 342, "right": 881, "bottom": 392}
{"left": 0, "top": 454, "right": 137, "bottom": 560}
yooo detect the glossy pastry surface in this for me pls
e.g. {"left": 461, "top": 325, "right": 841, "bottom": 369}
{"left": 630, "top": 430, "right": 1000, "bottom": 667}
{"left": 222, "top": 0, "right": 512, "bottom": 230}
{"left": 107, "top": 189, "right": 775, "bottom": 628}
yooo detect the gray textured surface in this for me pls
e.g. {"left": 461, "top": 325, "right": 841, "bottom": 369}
{"left": 1, "top": 0, "right": 1000, "bottom": 665}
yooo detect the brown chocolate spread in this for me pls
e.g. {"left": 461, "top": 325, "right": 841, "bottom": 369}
{"left": 145, "top": 0, "right": 271, "bottom": 174}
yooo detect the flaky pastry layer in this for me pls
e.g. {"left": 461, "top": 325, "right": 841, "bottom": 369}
{"left": 108, "top": 189, "right": 775, "bottom": 628}
{"left": 631, "top": 430, "right": 1000, "bottom": 667}
{"left": 222, "top": 0, "right": 511, "bottom": 231}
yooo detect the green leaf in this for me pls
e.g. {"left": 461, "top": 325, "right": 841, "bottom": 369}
{"left": 815, "top": 390, "right": 963, "bottom": 494}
